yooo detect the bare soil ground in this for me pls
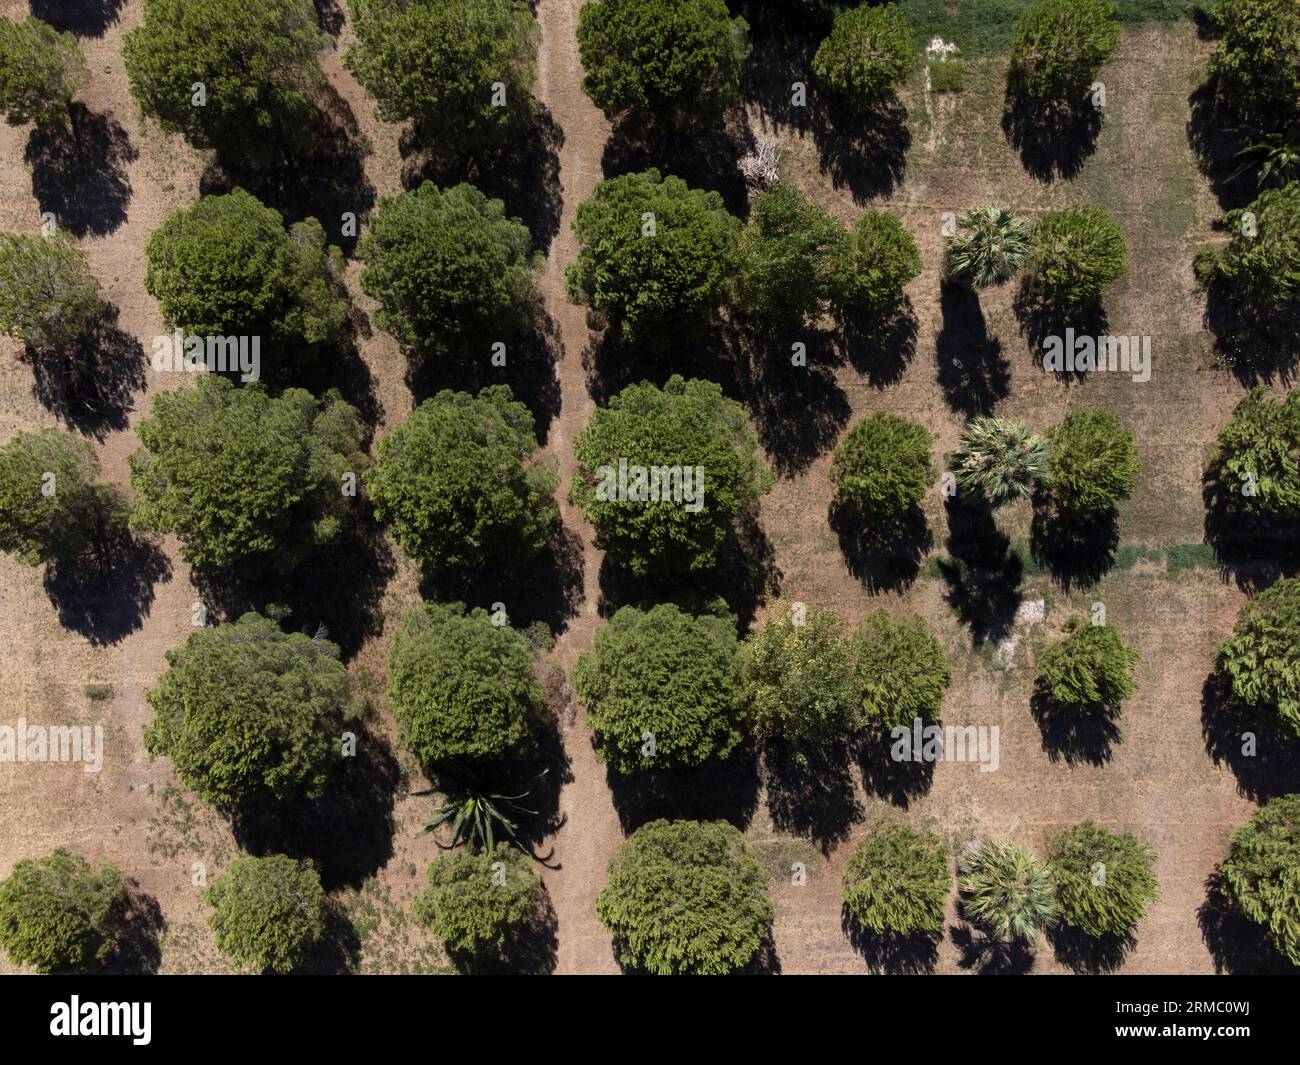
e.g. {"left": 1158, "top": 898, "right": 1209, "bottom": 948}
{"left": 0, "top": 2, "right": 1289, "bottom": 974}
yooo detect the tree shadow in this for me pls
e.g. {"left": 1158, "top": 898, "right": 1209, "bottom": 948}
{"left": 278, "top": 312, "right": 383, "bottom": 430}
{"left": 1013, "top": 283, "right": 1110, "bottom": 377}
{"left": 1002, "top": 96, "right": 1102, "bottom": 183}
{"left": 937, "top": 496, "right": 1023, "bottom": 646}
{"left": 1030, "top": 683, "right": 1122, "bottom": 767}
{"left": 447, "top": 889, "right": 559, "bottom": 975}
{"left": 26, "top": 302, "right": 145, "bottom": 438}
{"left": 43, "top": 531, "right": 172, "bottom": 647}
{"left": 810, "top": 95, "right": 910, "bottom": 203}
{"left": 837, "top": 299, "right": 918, "bottom": 389}
{"left": 201, "top": 80, "right": 375, "bottom": 257}
{"left": 1186, "top": 81, "right": 1262, "bottom": 212}
{"left": 1029, "top": 496, "right": 1119, "bottom": 591}
{"left": 856, "top": 725, "right": 935, "bottom": 808}
{"left": 1047, "top": 923, "right": 1135, "bottom": 974}
{"left": 1200, "top": 672, "right": 1300, "bottom": 804}
{"left": 25, "top": 104, "right": 136, "bottom": 238}
{"left": 950, "top": 920, "right": 1036, "bottom": 974}
{"left": 605, "top": 747, "right": 762, "bottom": 834}
{"left": 229, "top": 719, "right": 401, "bottom": 891}
{"left": 102, "top": 883, "right": 164, "bottom": 975}
{"left": 1198, "top": 868, "right": 1300, "bottom": 975}
{"left": 1199, "top": 272, "right": 1300, "bottom": 384}
{"left": 935, "top": 282, "right": 1010, "bottom": 416}
{"left": 30, "top": 0, "right": 124, "bottom": 37}
{"left": 313, "top": 0, "right": 346, "bottom": 37}
{"left": 401, "top": 104, "right": 565, "bottom": 255}
{"left": 762, "top": 740, "right": 863, "bottom": 854}
{"left": 830, "top": 501, "right": 931, "bottom": 594}
{"left": 581, "top": 319, "right": 742, "bottom": 407}
{"left": 740, "top": 15, "right": 823, "bottom": 136}
{"left": 297, "top": 900, "right": 362, "bottom": 975}
{"left": 842, "top": 909, "right": 940, "bottom": 974}
{"left": 1202, "top": 465, "right": 1300, "bottom": 592}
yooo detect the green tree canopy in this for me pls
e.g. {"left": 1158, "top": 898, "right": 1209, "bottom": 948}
{"left": 827, "top": 208, "right": 922, "bottom": 319}
{"left": 738, "top": 600, "right": 860, "bottom": 751}
{"left": 1007, "top": 0, "right": 1120, "bottom": 104}
{"left": 144, "top": 612, "right": 351, "bottom": 807}
{"left": 1037, "top": 618, "right": 1138, "bottom": 710}
{"left": 0, "top": 233, "right": 100, "bottom": 353}
{"left": 942, "top": 205, "right": 1033, "bottom": 288}
{"left": 574, "top": 602, "right": 743, "bottom": 773}
{"left": 344, "top": 0, "right": 538, "bottom": 155}
{"left": 387, "top": 601, "right": 543, "bottom": 766}
{"left": 1207, "top": 0, "right": 1300, "bottom": 124}
{"left": 364, "top": 386, "right": 556, "bottom": 571}
{"left": 1212, "top": 387, "right": 1300, "bottom": 518}
{"left": 145, "top": 189, "right": 347, "bottom": 356}
{"left": 576, "top": 0, "right": 750, "bottom": 121}
{"left": 595, "top": 819, "right": 774, "bottom": 974}
{"left": 128, "top": 375, "right": 364, "bottom": 575}
{"left": 853, "top": 610, "right": 951, "bottom": 729}
{"left": 0, "top": 850, "right": 128, "bottom": 974}
{"left": 123, "top": 0, "right": 329, "bottom": 165}
{"left": 1048, "top": 821, "right": 1158, "bottom": 938}
{"left": 1220, "top": 793, "right": 1300, "bottom": 965}
{"left": 0, "top": 16, "right": 85, "bottom": 127}
{"left": 1195, "top": 182, "right": 1300, "bottom": 317}
{"left": 811, "top": 3, "right": 915, "bottom": 107}
{"left": 414, "top": 844, "right": 543, "bottom": 962}
{"left": 566, "top": 169, "right": 740, "bottom": 347}
{"left": 359, "top": 181, "right": 537, "bottom": 361}
{"left": 959, "top": 839, "right": 1057, "bottom": 943}
{"left": 1044, "top": 408, "right": 1139, "bottom": 515}
{"left": 0, "top": 430, "right": 124, "bottom": 566}
{"left": 1025, "top": 205, "right": 1127, "bottom": 309}
{"left": 205, "top": 855, "right": 325, "bottom": 973}
{"left": 830, "top": 413, "right": 937, "bottom": 520}
{"left": 1217, "top": 576, "right": 1300, "bottom": 736}
{"left": 951, "top": 416, "right": 1047, "bottom": 505}
{"left": 843, "top": 824, "right": 950, "bottom": 936}
{"left": 570, "top": 375, "right": 772, "bottom": 575}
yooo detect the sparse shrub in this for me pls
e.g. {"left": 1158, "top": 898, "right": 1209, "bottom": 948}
{"left": 951, "top": 417, "right": 1047, "bottom": 505}
{"left": 1217, "top": 576, "right": 1300, "bottom": 736}
{"left": 852, "top": 610, "right": 951, "bottom": 729}
{"left": 1220, "top": 793, "right": 1300, "bottom": 965}
{"left": 595, "top": 819, "right": 774, "bottom": 974}
{"left": 1211, "top": 387, "right": 1300, "bottom": 519}
{"left": 414, "top": 845, "right": 543, "bottom": 961}
{"left": 0, "top": 850, "right": 128, "bottom": 974}
{"left": 0, "top": 233, "right": 100, "bottom": 352}
{"left": 735, "top": 184, "right": 843, "bottom": 325}
{"left": 1007, "top": 0, "right": 1120, "bottom": 104}
{"left": 959, "top": 839, "right": 1057, "bottom": 943}
{"left": 1025, "top": 205, "right": 1127, "bottom": 309}
{"left": 566, "top": 170, "right": 740, "bottom": 347}
{"left": 827, "top": 209, "right": 922, "bottom": 319}
{"left": 143, "top": 612, "right": 351, "bottom": 807}
{"left": 830, "top": 413, "right": 937, "bottom": 520}
{"left": 929, "top": 58, "right": 964, "bottom": 92}
{"left": 205, "top": 855, "right": 325, "bottom": 974}
{"left": 811, "top": 3, "right": 915, "bottom": 106}
{"left": 843, "top": 824, "right": 951, "bottom": 936}
{"left": 1207, "top": 0, "right": 1300, "bottom": 124}
{"left": 942, "top": 205, "right": 1033, "bottom": 288}
{"left": 1048, "top": 821, "right": 1158, "bottom": 938}
{"left": 364, "top": 386, "right": 557, "bottom": 572}
{"left": 387, "top": 602, "right": 543, "bottom": 767}
{"left": 574, "top": 602, "right": 742, "bottom": 773}
{"left": 1043, "top": 408, "right": 1139, "bottom": 516}
{"left": 0, "top": 16, "right": 85, "bottom": 127}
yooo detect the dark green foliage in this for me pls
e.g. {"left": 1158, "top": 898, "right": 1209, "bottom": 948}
{"left": 960, "top": 839, "right": 1057, "bottom": 943}
{"left": 566, "top": 170, "right": 740, "bottom": 347}
{"left": 128, "top": 375, "right": 363, "bottom": 575}
{"left": 205, "top": 855, "right": 325, "bottom": 973}
{"left": 420, "top": 777, "right": 537, "bottom": 853}
{"left": 0, "top": 430, "right": 125, "bottom": 566}
{"left": 574, "top": 602, "right": 743, "bottom": 773}
{"left": 0, "top": 850, "right": 128, "bottom": 974}
{"left": 929, "top": 58, "right": 965, "bottom": 92}
{"left": 145, "top": 189, "right": 347, "bottom": 354}
{"left": 843, "top": 824, "right": 950, "bottom": 935}
{"left": 1195, "top": 182, "right": 1300, "bottom": 317}
{"left": 1037, "top": 618, "right": 1138, "bottom": 709}
{"left": 387, "top": 601, "right": 543, "bottom": 766}
{"left": 1025, "top": 205, "right": 1127, "bottom": 309}
{"left": 1048, "top": 821, "right": 1158, "bottom": 937}
{"left": 359, "top": 181, "right": 537, "bottom": 360}
{"left": 364, "top": 386, "right": 556, "bottom": 571}
{"left": 344, "top": 0, "right": 538, "bottom": 155}
{"left": 1218, "top": 577, "right": 1300, "bottom": 736}
{"left": 811, "top": 3, "right": 916, "bottom": 106}
{"left": 143, "top": 612, "right": 351, "bottom": 807}
{"left": 595, "top": 819, "right": 774, "bottom": 974}
{"left": 0, "top": 16, "right": 85, "bottom": 127}
{"left": 852, "top": 610, "right": 951, "bottom": 729}
{"left": 576, "top": 0, "right": 750, "bottom": 120}
{"left": 1207, "top": 0, "right": 1300, "bottom": 124}
{"left": 0, "top": 233, "right": 100, "bottom": 352}
{"left": 1220, "top": 793, "right": 1300, "bottom": 965}
{"left": 735, "top": 184, "right": 843, "bottom": 325}
{"left": 739, "top": 600, "right": 861, "bottom": 750}
{"left": 1044, "top": 408, "right": 1139, "bottom": 515}
{"left": 1212, "top": 387, "right": 1300, "bottom": 518}
{"left": 123, "top": 0, "right": 328, "bottom": 165}
{"left": 569, "top": 375, "right": 772, "bottom": 575}
{"left": 827, "top": 209, "right": 922, "bottom": 318}
{"left": 829, "top": 412, "right": 937, "bottom": 519}
{"left": 414, "top": 844, "right": 543, "bottom": 960}
{"left": 1007, "top": 0, "right": 1120, "bottom": 103}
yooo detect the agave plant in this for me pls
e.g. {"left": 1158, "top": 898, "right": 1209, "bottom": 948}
{"left": 414, "top": 770, "right": 545, "bottom": 853}
{"left": 959, "top": 839, "right": 1057, "bottom": 943}
{"left": 951, "top": 417, "right": 1047, "bottom": 505}
{"left": 943, "top": 205, "right": 1033, "bottom": 288}
{"left": 1230, "top": 124, "right": 1300, "bottom": 189}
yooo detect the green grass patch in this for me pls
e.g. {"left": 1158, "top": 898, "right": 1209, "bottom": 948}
{"left": 929, "top": 58, "right": 966, "bottom": 91}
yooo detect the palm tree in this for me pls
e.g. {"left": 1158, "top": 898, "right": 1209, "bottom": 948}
{"left": 1230, "top": 124, "right": 1300, "bottom": 189}
{"left": 943, "top": 205, "right": 1033, "bottom": 287}
{"left": 951, "top": 417, "right": 1047, "bottom": 505}
{"left": 414, "top": 769, "right": 548, "bottom": 854}
{"left": 959, "top": 839, "right": 1057, "bottom": 943}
